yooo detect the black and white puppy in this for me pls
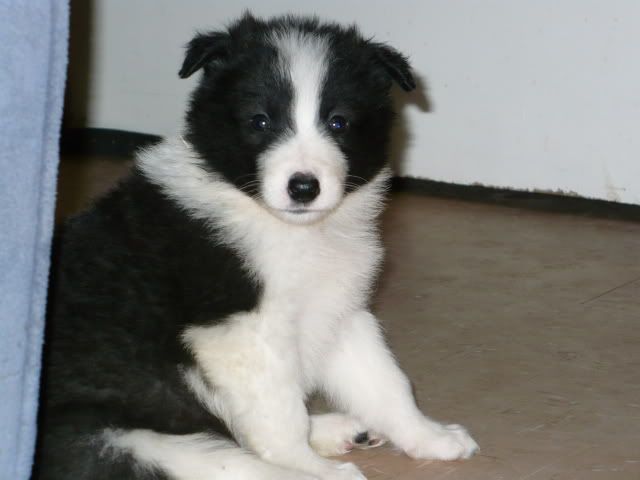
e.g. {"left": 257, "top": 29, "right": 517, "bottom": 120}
{"left": 37, "top": 13, "right": 478, "bottom": 480}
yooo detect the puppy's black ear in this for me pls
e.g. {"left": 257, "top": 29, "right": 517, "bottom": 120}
{"left": 179, "top": 31, "right": 231, "bottom": 79}
{"left": 373, "top": 44, "right": 416, "bottom": 92}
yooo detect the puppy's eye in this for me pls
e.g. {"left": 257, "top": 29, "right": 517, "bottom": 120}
{"left": 328, "top": 115, "right": 348, "bottom": 132}
{"left": 250, "top": 114, "right": 270, "bottom": 131}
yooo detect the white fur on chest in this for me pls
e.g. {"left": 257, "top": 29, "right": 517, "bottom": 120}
{"left": 250, "top": 212, "right": 382, "bottom": 381}
{"left": 188, "top": 181, "right": 385, "bottom": 392}
{"left": 253, "top": 211, "right": 380, "bottom": 325}
{"left": 139, "top": 139, "right": 387, "bottom": 396}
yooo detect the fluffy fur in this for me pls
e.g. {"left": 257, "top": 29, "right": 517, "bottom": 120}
{"left": 36, "top": 13, "right": 477, "bottom": 480}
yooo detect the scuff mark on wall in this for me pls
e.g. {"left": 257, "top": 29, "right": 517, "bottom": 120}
{"left": 471, "top": 181, "right": 584, "bottom": 198}
{"left": 602, "top": 165, "right": 627, "bottom": 203}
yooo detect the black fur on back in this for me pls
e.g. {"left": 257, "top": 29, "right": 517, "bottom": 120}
{"left": 35, "top": 172, "right": 256, "bottom": 479}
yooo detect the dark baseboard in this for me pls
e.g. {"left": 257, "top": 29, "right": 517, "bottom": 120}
{"left": 61, "top": 128, "right": 161, "bottom": 157}
{"left": 60, "top": 128, "right": 640, "bottom": 222}
{"left": 391, "top": 177, "right": 640, "bottom": 222}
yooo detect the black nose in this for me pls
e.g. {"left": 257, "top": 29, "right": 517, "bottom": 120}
{"left": 287, "top": 173, "right": 320, "bottom": 203}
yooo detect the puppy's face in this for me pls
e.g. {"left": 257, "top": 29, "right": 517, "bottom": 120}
{"left": 180, "top": 14, "right": 415, "bottom": 224}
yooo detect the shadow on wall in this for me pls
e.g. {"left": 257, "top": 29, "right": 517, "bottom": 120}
{"left": 389, "top": 73, "right": 431, "bottom": 176}
{"left": 63, "top": 0, "right": 95, "bottom": 129}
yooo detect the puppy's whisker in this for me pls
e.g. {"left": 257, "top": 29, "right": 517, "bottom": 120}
{"left": 346, "top": 174, "right": 368, "bottom": 183}
{"left": 238, "top": 181, "right": 261, "bottom": 193}
{"left": 234, "top": 173, "right": 259, "bottom": 183}
{"left": 249, "top": 192, "right": 264, "bottom": 202}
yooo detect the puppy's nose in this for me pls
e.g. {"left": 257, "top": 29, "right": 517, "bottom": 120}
{"left": 287, "top": 172, "right": 320, "bottom": 203}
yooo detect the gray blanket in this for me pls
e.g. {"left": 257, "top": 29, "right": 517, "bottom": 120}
{"left": 0, "top": 1, "right": 69, "bottom": 478}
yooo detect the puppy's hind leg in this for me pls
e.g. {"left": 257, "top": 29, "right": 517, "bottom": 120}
{"left": 107, "top": 429, "right": 317, "bottom": 480}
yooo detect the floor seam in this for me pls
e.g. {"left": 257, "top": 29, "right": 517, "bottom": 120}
{"left": 579, "top": 276, "right": 640, "bottom": 305}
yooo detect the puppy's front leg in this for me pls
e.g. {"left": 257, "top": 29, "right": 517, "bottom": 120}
{"left": 184, "top": 320, "right": 366, "bottom": 480}
{"left": 320, "top": 311, "right": 479, "bottom": 460}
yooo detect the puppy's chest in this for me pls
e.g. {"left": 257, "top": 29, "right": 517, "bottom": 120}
{"left": 183, "top": 221, "right": 381, "bottom": 397}
{"left": 250, "top": 226, "right": 380, "bottom": 319}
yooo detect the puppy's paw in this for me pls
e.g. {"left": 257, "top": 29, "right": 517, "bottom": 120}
{"left": 404, "top": 422, "right": 478, "bottom": 461}
{"left": 352, "top": 430, "right": 386, "bottom": 451}
{"left": 310, "top": 413, "right": 385, "bottom": 457}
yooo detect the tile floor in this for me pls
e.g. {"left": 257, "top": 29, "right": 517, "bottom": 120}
{"left": 56, "top": 156, "right": 640, "bottom": 479}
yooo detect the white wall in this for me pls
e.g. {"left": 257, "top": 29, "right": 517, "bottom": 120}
{"left": 68, "top": 1, "right": 640, "bottom": 205}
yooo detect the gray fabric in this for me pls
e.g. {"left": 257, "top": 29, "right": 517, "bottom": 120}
{"left": 0, "top": 1, "right": 69, "bottom": 478}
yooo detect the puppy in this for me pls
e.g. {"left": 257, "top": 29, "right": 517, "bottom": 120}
{"left": 36, "top": 13, "right": 478, "bottom": 480}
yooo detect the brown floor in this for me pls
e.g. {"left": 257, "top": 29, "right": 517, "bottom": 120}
{"left": 56, "top": 156, "right": 640, "bottom": 479}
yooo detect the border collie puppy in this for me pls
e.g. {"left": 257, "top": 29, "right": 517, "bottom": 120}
{"left": 37, "top": 13, "right": 478, "bottom": 480}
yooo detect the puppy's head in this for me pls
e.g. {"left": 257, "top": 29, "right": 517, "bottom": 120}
{"left": 180, "top": 13, "right": 415, "bottom": 224}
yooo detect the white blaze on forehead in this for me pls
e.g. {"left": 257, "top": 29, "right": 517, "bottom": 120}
{"left": 259, "top": 31, "right": 345, "bottom": 224}
{"left": 271, "top": 31, "right": 329, "bottom": 134}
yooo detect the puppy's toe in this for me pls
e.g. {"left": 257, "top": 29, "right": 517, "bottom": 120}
{"left": 310, "top": 414, "right": 385, "bottom": 457}
{"left": 353, "top": 431, "right": 385, "bottom": 450}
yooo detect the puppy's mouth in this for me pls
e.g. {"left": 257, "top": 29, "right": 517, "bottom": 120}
{"left": 281, "top": 208, "right": 327, "bottom": 214}
{"left": 269, "top": 206, "right": 334, "bottom": 225}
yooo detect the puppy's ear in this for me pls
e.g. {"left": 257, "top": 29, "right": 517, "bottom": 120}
{"left": 178, "top": 31, "right": 231, "bottom": 79}
{"left": 373, "top": 44, "right": 416, "bottom": 92}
